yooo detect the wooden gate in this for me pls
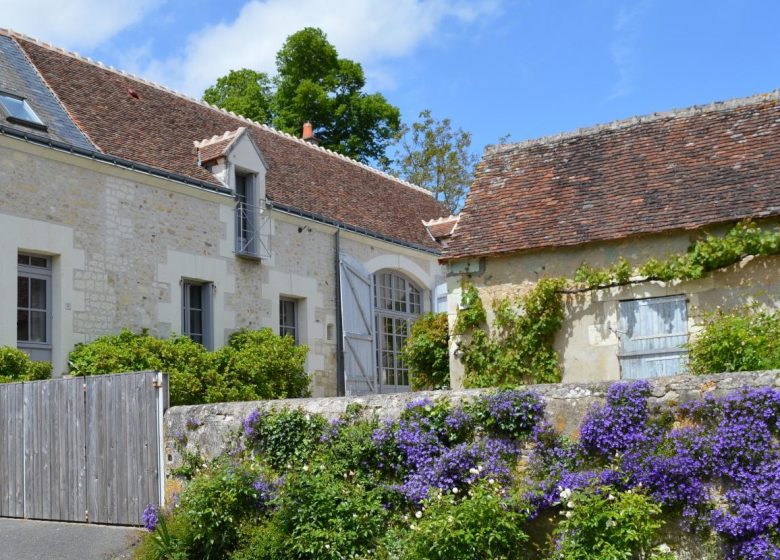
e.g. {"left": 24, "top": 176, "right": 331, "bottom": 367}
{"left": 0, "top": 371, "right": 166, "bottom": 525}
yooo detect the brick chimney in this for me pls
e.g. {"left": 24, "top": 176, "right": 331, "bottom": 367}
{"left": 302, "top": 122, "right": 314, "bottom": 140}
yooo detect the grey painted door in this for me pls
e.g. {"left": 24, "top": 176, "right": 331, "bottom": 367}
{"left": 339, "top": 254, "right": 377, "bottom": 395}
{"left": 618, "top": 295, "right": 689, "bottom": 379}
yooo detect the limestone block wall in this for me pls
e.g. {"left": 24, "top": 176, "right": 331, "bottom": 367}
{"left": 163, "top": 370, "right": 780, "bottom": 474}
{"left": 446, "top": 225, "right": 780, "bottom": 386}
{"left": 1, "top": 136, "right": 445, "bottom": 394}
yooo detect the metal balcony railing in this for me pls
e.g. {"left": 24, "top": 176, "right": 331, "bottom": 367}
{"left": 235, "top": 200, "right": 271, "bottom": 259}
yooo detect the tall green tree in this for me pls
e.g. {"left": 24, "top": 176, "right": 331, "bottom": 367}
{"left": 202, "top": 28, "right": 401, "bottom": 165}
{"left": 203, "top": 69, "right": 273, "bottom": 123}
{"left": 393, "top": 109, "right": 478, "bottom": 213}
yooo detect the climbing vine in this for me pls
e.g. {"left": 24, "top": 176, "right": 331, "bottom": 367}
{"left": 455, "top": 221, "right": 780, "bottom": 388}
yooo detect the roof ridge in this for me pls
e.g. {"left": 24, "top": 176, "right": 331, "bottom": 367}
{"left": 423, "top": 214, "right": 458, "bottom": 226}
{"left": 1, "top": 28, "right": 434, "bottom": 198}
{"left": 487, "top": 89, "right": 780, "bottom": 156}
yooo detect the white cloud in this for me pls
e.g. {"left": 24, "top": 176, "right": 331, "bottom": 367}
{"left": 1, "top": 0, "right": 163, "bottom": 51}
{"left": 133, "top": 0, "right": 500, "bottom": 96}
{"left": 609, "top": 1, "right": 651, "bottom": 99}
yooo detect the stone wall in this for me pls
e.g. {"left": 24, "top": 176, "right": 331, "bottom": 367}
{"left": 164, "top": 370, "right": 780, "bottom": 474}
{"left": 445, "top": 224, "right": 780, "bottom": 388}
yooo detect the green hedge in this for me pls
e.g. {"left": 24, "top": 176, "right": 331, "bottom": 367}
{"left": 68, "top": 328, "right": 310, "bottom": 406}
{"left": 0, "top": 347, "right": 52, "bottom": 383}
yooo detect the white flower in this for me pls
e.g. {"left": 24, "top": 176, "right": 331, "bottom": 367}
{"left": 447, "top": 515, "right": 454, "bottom": 523}
{"left": 565, "top": 511, "right": 573, "bottom": 519}
{"left": 606, "top": 520, "right": 616, "bottom": 528}
{"left": 559, "top": 488, "right": 572, "bottom": 500}
{"left": 608, "top": 493, "right": 616, "bottom": 501}
{"left": 469, "top": 467, "right": 479, "bottom": 475}
{"left": 567, "top": 500, "right": 575, "bottom": 509}
{"left": 488, "top": 478, "right": 495, "bottom": 485}
{"left": 302, "top": 465, "right": 309, "bottom": 472}
{"left": 415, "top": 511, "right": 423, "bottom": 519}
{"left": 477, "top": 465, "right": 483, "bottom": 472}
{"left": 452, "top": 487, "right": 459, "bottom": 494}
{"left": 325, "top": 544, "right": 330, "bottom": 550}
{"left": 657, "top": 544, "right": 672, "bottom": 554}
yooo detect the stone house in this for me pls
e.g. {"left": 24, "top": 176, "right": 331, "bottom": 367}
{"left": 0, "top": 30, "right": 450, "bottom": 397}
{"left": 441, "top": 91, "right": 780, "bottom": 387}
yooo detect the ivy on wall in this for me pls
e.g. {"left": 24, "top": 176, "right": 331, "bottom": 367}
{"left": 454, "top": 221, "right": 780, "bottom": 387}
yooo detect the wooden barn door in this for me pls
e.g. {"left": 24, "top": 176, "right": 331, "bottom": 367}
{"left": 339, "top": 254, "right": 377, "bottom": 395}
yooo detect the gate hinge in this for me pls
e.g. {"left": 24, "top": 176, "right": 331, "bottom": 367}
{"left": 85, "top": 510, "right": 89, "bottom": 522}
{"left": 83, "top": 383, "right": 87, "bottom": 393}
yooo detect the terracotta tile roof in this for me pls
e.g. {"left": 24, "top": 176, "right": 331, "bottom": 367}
{"left": 9, "top": 32, "right": 447, "bottom": 252}
{"left": 443, "top": 91, "right": 780, "bottom": 261}
{"left": 195, "top": 128, "right": 244, "bottom": 164}
{"left": 424, "top": 215, "right": 459, "bottom": 240}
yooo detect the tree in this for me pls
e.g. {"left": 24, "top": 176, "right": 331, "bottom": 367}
{"left": 203, "top": 69, "right": 273, "bottom": 123}
{"left": 393, "top": 109, "right": 478, "bottom": 213}
{"left": 202, "top": 28, "right": 401, "bottom": 165}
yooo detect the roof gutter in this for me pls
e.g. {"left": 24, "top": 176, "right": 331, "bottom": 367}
{"left": 0, "top": 123, "right": 233, "bottom": 197}
{"left": 270, "top": 200, "right": 442, "bottom": 256}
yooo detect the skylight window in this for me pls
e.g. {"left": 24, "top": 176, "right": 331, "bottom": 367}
{"left": 0, "top": 92, "right": 45, "bottom": 129}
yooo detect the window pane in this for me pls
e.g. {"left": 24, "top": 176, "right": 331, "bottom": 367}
{"left": 30, "top": 256, "right": 48, "bottom": 268}
{"left": 189, "top": 309, "right": 202, "bottom": 336}
{"left": 30, "top": 311, "right": 47, "bottom": 342}
{"left": 17, "top": 309, "right": 29, "bottom": 341}
{"left": 0, "top": 94, "right": 42, "bottom": 123}
{"left": 17, "top": 276, "right": 28, "bottom": 307}
{"left": 17, "top": 254, "right": 29, "bottom": 265}
{"left": 30, "top": 278, "right": 47, "bottom": 310}
{"left": 188, "top": 284, "right": 202, "bottom": 310}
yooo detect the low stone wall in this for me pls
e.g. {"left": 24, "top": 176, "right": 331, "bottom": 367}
{"left": 164, "top": 370, "right": 780, "bottom": 474}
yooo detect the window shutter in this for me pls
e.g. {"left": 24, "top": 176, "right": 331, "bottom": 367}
{"left": 618, "top": 295, "right": 688, "bottom": 379}
{"left": 339, "top": 254, "right": 376, "bottom": 395}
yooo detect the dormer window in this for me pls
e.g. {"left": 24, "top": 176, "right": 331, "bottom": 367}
{"left": 0, "top": 92, "right": 46, "bottom": 131}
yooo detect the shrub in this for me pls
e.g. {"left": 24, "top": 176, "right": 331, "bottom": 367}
{"left": 243, "top": 408, "right": 326, "bottom": 470}
{"left": 399, "top": 482, "right": 528, "bottom": 560}
{"left": 687, "top": 306, "right": 780, "bottom": 375}
{"left": 175, "top": 459, "right": 260, "bottom": 559}
{"left": 553, "top": 485, "right": 665, "bottom": 560}
{"left": 68, "top": 328, "right": 310, "bottom": 406}
{"left": 0, "top": 346, "right": 51, "bottom": 383}
{"left": 269, "top": 469, "right": 388, "bottom": 559}
{"left": 209, "top": 328, "right": 309, "bottom": 403}
{"left": 402, "top": 312, "right": 450, "bottom": 390}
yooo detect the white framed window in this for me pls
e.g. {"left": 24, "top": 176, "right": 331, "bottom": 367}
{"left": 279, "top": 297, "right": 298, "bottom": 343}
{"left": 373, "top": 272, "right": 422, "bottom": 392}
{"left": 17, "top": 253, "right": 52, "bottom": 362}
{"left": 182, "top": 280, "right": 213, "bottom": 349}
{"left": 618, "top": 295, "right": 688, "bottom": 379}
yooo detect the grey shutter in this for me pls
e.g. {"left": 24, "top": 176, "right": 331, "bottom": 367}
{"left": 339, "top": 254, "right": 376, "bottom": 395}
{"left": 618, "top": 295, "right": 688, "bottom": 379}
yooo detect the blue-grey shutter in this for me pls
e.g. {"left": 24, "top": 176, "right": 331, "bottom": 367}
{"left": 339, "top": 254, "right": 377, "bottom": 395}
{"left": 618, "top": 295, "right": 688, "bottom": 379}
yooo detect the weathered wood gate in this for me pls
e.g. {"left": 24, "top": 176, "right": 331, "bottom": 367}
{"left": 0, "top": 371, "right": 167, "bottom": 525}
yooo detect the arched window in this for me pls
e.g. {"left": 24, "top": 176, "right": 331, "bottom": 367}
{"left": 373, "top": 271, "right": 422, "bottom": 392}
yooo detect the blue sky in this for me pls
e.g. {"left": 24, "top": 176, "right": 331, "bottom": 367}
{"left": 5, "top": 0, "right": 780, "bottom": 157}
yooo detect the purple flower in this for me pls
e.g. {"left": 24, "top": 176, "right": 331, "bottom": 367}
{"left": 243, "top": 409, "right": 263, "bottom": 439}
{"left": 142, "top": 503, "right": 159, "bottom": 532}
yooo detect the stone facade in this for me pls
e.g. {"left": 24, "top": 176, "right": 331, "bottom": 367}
{"left": 445, "top": 225, "right": 780, "bottom": 388}
{"left": 0, "top": 133, "right": 444, "bottom": 394}
{"left": 164, "top": 370, "right": 780, "bottom": 473}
